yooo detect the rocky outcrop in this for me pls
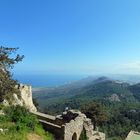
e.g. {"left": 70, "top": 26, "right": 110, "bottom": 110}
{"left": 108, "top": 94, "right": 120, "bottom": 102}
{"left": 1, "top": 84, "right": 37, "bottom": 112}
{"left": 126, "top": 131, "right": 140, "bottom": 140}
{"left": 1, "top": 99, "right": 9, "bottom": 106}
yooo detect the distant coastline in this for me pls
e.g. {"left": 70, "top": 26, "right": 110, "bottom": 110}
{"left": 14, "top": 74, "right": 140, "bottom": 88}
{"left": 13, "top": 74, "right": 86, "bottom": 87}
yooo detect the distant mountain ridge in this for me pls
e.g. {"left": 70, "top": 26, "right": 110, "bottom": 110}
{"left": 33, "top": 76, "right": 140, "bottom": 113}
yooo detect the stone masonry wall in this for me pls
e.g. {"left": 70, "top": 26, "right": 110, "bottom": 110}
{"left": 64, "top": 115, "right": 84, "bottom": 140}
{"left": 2, "top": 84, "right": 37, "bottom": 112}
{"left": 18, "top": 84, "right": 37, "bottom": 112}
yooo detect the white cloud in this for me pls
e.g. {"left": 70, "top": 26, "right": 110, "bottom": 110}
{"left": 115, "top": 61, "right": 140, "bottom": 74}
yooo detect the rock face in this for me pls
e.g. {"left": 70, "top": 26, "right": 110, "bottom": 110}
{"left": 108, "top": 94, "right": 120, "bottom": 102}
{"left": 126, "top": 131, "right": 140, "bottom": 140}
{"left": 1, "top": 84, "right": 37, "bottom": 112}
{"left": 1, "top": 99, "right": 9, "bottom": 106}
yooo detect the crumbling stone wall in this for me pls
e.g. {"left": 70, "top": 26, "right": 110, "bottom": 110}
{"left": 34, "top": 110, "right": 105, "bottom": 140}
{"left": 62, "top": 110, "right": 105, "bottom": 140}
{"left": 64, "top": 115, "right": 84, "bottom": 140}
{"left": 2, "top": 82, "right": 105, "bottom": 140}
{"left": 18, "top": 84, "right": 37, "bottom": 112}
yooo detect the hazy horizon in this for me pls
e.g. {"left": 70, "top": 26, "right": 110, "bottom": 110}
{"left": 13, "top": 73, "right": 140, "bottom": 87}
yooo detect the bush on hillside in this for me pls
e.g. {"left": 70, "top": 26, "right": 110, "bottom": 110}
{"left": 0, "top": 105, "right": 54, "bottom": 140}
{"left": 4, "top": 105, "right": 38, "bottom": 131}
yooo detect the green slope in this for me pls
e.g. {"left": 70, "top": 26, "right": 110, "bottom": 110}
{"left": 33, "top": 77, "right": 139, "bottom": 114}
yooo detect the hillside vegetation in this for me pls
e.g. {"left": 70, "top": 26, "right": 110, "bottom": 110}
{"left": 33, "top": 77, "right": 140, "bottom": 140}
{"left": 0, "top": 105, "right": 54, "bottom": 140}
{"left": 0, "top": 47, "right": 54, "bottom": 140}
{"left": 33, "top": 77, "right": 138, "bottom": 113}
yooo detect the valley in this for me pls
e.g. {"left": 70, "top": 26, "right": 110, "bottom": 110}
{"left": 33, "top": 76, "right": 140, "bottom": 140}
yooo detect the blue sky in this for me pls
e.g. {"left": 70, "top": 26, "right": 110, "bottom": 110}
{"left": 0, "top": 0, "right": 140, "bottom": 75}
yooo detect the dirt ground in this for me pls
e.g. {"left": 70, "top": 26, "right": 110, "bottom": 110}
{"left": 27, "top": 133, "right": 43, "bottom": 140}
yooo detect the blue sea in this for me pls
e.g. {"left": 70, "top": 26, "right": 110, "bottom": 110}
{"left": 13, "top": 74, "right": 85, "bottom": 88}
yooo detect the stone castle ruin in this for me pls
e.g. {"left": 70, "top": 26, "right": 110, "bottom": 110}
{"left": 17, "top": 84, "right": 37, "bottom": 112}
{"left": 17, "top": 84, "right": 105, "bottom": 140}
{"left": 33, "top": 109, "right": 105, "bottom": 140}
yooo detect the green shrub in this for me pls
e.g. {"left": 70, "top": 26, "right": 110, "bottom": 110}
{"left": 0, "top": 105, "right": 54, "bottom": 140}
{"left": 79, "top": 128, "right": 88, "bottom": 140}
{"left": 4, "top": 105, "right": 38, "bottom": 131}
{"left": 0, "top": 104, "right": 4, "bottom": 110}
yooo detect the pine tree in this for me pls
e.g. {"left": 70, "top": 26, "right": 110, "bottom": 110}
{"left": 0, "top": 46, "right": 24, "bottom": 102}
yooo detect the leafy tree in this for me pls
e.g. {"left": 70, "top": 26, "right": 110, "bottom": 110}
{"left": 81, "top": 102, "right": 108, "bottom": 129}
{"left": 0, "top": 46, "right": 24, "bottom": 102}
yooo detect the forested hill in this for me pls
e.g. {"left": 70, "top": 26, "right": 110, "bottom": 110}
{"left": 33, "top": 76, "right": 140, "bottom": 113}
{"left": 33, "top": 76, "right": 140, "bottom": 139}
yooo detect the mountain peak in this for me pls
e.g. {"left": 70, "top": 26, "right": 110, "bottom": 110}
{"left": 93, "top": 76, "right": 110, "bottom": 83}
{"left": 97, "top": 76, "right": 109, "bottom": 81}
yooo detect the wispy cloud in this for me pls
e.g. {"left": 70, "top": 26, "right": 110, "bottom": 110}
{"left": 120, "top": 61, "right": 140, "bottom": 70}
{"left": 115, "top": 61, "right": 140, "bottom": 74}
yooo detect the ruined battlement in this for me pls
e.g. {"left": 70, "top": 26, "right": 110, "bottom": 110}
{"left": 18, "top": 84, "right": 37, "bottom": 112}
{"left": 33, "top": 110, "right": 105, "bottom": 140}
{"left": 13, "top": 84, "right": 37, "bottom": 112}
{"left": 17, "top": 84, "right": 32, "bottom": 92}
